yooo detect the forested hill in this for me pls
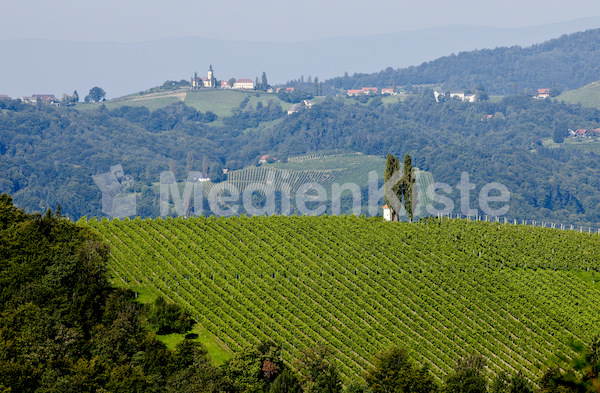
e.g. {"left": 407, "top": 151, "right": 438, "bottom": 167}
{"left": 327, "top": 28, "right": 600, "bottom": 94}
{"left": 3, "top": 93, "right": 600, "bottom": 225}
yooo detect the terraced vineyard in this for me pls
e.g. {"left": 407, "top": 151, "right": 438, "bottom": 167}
{"left": 196, "top": 153, "right": 435, "bottom": 217}
{"left": 222, "top": 166, "right": 347, "bottom": 195}
{"left": 87, "top": 216, "right": 600, "bottom": 382}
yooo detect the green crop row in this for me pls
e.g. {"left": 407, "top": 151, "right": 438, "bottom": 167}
{"left": 87, "top": 216, "right": 600, "bottom": 382}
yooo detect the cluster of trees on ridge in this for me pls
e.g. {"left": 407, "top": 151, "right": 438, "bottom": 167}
{"left": 2, "top": 193, "right": 600, "bottom": 392}
{"left": 326, "top": 29, "right": 600, "bottom": 95}
{"left": 2, "top": 89, "right": 600, "bottom": 225}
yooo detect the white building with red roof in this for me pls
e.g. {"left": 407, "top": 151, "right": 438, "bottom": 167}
{"left": 233, "top": 79, "right": 255, "bottom": 90}
{"left": 383, "top": 204, "right": 392, "bottom": 221}
{"left": 536, "top": 88, "right": 550, "bottom": 99}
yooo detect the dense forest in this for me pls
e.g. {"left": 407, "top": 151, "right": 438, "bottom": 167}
{"left": 2, "top": 91, "right": 600, "bottom": 225}
{"left": 1, "top": 195, "right": 599, "bottom": 392}
{"left": 326, "top": 29, "right": 600, "bottom": 94}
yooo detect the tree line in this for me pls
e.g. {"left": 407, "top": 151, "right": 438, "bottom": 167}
{"left": 326, "top": 29, "right": 600, "bottom": 95}
{"left": 3, "top": 90, "right": 600, "bottom": 225}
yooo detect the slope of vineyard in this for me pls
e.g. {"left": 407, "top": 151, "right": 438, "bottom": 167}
{"left": 195, "top": 153, "right": 435, "bottom": 217}
{"left": 87, "top": 216, "right": 600, "bottom": 382}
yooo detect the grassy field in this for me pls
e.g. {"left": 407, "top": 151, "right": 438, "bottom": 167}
{"left": 76, "top": 89, "right": 295, "bottom": 117}
{"left": 542, "top": 137, "right": 600, "bottom": 152}
{"left": 75, "top": 88, "right": 413, "bottom": 118}
{"left": 119, "top": 282, "right": 233, "bottom": 365}
{"left": 75, "top": 92, "right": 185, "bottom": 112}
{"left": 184, "top": 90, "right": 293, "bottom": 117}
{"left": 558, "top": 81, "right": 600, "bottom": 109}
{"left": 89, "top": 216, "right": 600, "bottom": 383}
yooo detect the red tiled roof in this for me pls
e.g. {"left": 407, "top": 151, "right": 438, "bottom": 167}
{"left": 276, "top": 87, "right": 294, "bottom": 93}
{"left": 236, "top": 79, "right": 253, "bottom": 83}
{"left": 347, "top": 89, "right": 363, "bottom": 94}
{"left": 32, "top": 94, "right": 57, "bottom": 100}
{"left": 537, "top": 89, "right": 550, "bottom": 94}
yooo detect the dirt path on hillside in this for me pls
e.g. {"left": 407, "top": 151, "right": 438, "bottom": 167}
{"left": 129, "top": 91, "right": 187, "bottom": 102}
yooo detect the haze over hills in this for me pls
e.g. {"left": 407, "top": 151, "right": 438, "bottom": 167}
{"left": 2, "top": 17, "right": 600, "bottom": 99}
{"left": 329, "top": 28, "right": 600, "bottom": 94}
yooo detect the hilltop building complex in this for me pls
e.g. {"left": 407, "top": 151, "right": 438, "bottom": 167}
{"left": 192, "top": 65, "right": 254, "bottom": 90}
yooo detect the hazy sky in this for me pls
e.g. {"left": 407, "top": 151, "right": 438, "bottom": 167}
{"left": 2, "top": 0, "right": 600, "bottom": 42}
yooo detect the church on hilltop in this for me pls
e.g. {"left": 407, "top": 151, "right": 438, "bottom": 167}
{"left": 192, "top": 65, "right": 217, "bottom": 89}
{"left": 191, "top": 65, "right": 255, "bottom": 90}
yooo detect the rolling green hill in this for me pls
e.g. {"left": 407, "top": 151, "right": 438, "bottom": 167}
{"left": 558, "top": 81, "right": 600, "bottom": 110}
{"left": 77, "top": 89, "right": 296, "bottom": 118}
{"left": 87, "top": 216, "right": 600, "bottom": 383}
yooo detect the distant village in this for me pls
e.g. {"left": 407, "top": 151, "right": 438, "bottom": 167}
{"left": 0, "top": 65, "right": 571, "bottom": 113}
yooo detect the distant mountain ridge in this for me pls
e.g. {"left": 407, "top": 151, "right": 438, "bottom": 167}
{"left": 328, "top": 28, "right": 600, "bottom": 94}
{"left": 1, "top": 17, "right": 600, "bottom": 98}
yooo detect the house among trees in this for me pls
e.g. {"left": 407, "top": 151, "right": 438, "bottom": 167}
{"left": 347, "top": 87, "right": 379, "bottom": 96}
{"left": 191, "top": 173, "right": 211, "bottom": 182}
{"left": 434, "top": 90, "right": 476, "bottom": 103}
{"left": 21, "top": 94, "right": 60, "bottom": 106}
{"left": 536, "top": 88, "right": 551, "bottom": 99}
{"left": 259, "top": 155, "right": 273, "bottom": 164}
{"left": 0, "top": 95, "right": 9, "bottom": 100}
{"left": 276, "top": 87, "right": 295, "bottom": 93}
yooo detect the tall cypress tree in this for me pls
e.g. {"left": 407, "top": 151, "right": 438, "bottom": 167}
{"left": 261, "top": 72, "right": 268, "bottom": 91}
{"left": 384, "top": 153, "right": 401, "bottom": 221}
{"left": 401, "top": 154, "right": 416, "bottom": 222}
